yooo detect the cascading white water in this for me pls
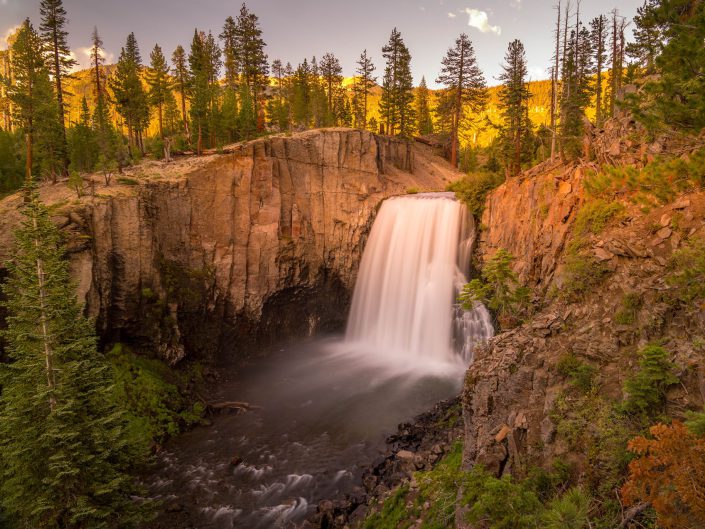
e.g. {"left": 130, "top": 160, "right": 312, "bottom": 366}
{"left": 344, "top": 192, "right": 493, "bottom": 369}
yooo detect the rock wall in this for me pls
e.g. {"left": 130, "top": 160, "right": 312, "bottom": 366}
{"left": 0, "top": 128, "right": 459, "bottom": 363}
{"left": 465, "top": 157, "right": 705, "bottom": 478}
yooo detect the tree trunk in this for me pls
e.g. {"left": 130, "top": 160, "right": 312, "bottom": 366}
{"left": 158, "top": 103, "right": 164, "bottom": 138}
{"left": 32, "top": 214, "right": 57, "bottom": 412}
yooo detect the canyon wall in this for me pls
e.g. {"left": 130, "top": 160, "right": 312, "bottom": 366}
{"left": 0, "top": 128, "right": 459, "bottom": 363}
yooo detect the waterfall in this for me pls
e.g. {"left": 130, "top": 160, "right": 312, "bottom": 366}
{"left": 344, "top": 192, "right": 493, "bottom": 368}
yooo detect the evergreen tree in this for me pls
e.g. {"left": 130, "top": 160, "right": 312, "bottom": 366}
{"left": 220, "top": 15, "right": 239, "bottom": 91}
{"left": 590, "top": 15, "right": 608, "bottom": 127}
{"left": 415, "top": 76, "right": 434, "bottom": 136}
{"left": 498, "top": 40, "right": 532, "bottom": 176}
{"left": 188, "top": 30, "right": 208, "bottom": 154}
{"left": 292, "top": 59, "right": 312, "bottom": 128}
{"left": 171, "top": 45, "right": 190, "bottom": 140}
{"left": 0, "top": 182, "right": 147, "bottom": 527}
{"left": 309, "top": 57, "right": 328, "bottom": 128}
{"left": 67, "top": 97, "right": 98, "bottom": 172}
{"left": 436, "top": 33, "right": 487, "bottom": 166}
{"left": 352, "top": 50, "right": 376, "bottom": 130}
{"left": 6, "top": 19, "right": 63, "bottom": 182}
{"left": 379, "top": 28, "right": 415, "bottom": 136}
{"left": 90, "top": 27, "right": 105, "bottom": 100}
{"left": 234, "top": 4, "right": 269, "bottom": 123}
{"left": 111, "top": 33, "right": 150, "bottom": 155}
{"left": 203, "top": 31, "right": 222, "bottom": 147}
{"left": 39, "top": 0, "right": 76, "bottom": 175}
{"left": 146, "top": 44, "right": 170, "bottom": 138}
{"left": 626, "top": 0, "right": 662, "bottom": 76}
{"left": 560, "top": 25, "right": 594, "bottom": 158}
{"left": 629, "top": 0, "right": 705, "bottom": 133}
{"left": 267, "top": 59, "right": 289, "bottom": 131}
{"left": 319, "top": 52, "right": 343, "bottom": 125}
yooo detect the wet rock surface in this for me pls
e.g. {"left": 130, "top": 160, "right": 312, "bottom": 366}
{"left": 303, "top": 397, "right": 464, "bottom": 529}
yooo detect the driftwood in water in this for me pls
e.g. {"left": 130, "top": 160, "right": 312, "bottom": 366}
{"left": 206, "top": 401, "right": 262, "bottom": 415}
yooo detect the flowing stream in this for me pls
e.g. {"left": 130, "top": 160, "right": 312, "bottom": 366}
{"left": 147, "top": 193, "right": 493, "bottom": 528}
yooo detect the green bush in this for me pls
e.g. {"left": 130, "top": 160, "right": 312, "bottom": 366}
{"left": 573, "top": 200, "right": 625, "bottom": 236}
{"left": 406, "top": 186, "right": 420, "bottom": 194}
{"left": 666, "top": 239, "right": 705, "bottom": 306}
{"left": 543, "top": 487, "right": 591, "bottom": 529}
{"left": 363, "top": 485, "right": 414, "bottom": 529}
{"left": 614, "top": 292, "right": 643, "bottom": 325}
{"left": 559, "top": 248, "right": 611, "bottom": 302}
{"left": 621, "top": 345, "right": 678, "bottom": 417}
{"left": 459, "top": 248, "right": 530, "bottom": 327}
{"left": 584, "top": 147, "right": 705, "bottom": 207}
{"left": 556, "top": 353, "right": 597, "bottom": 393}
{"left": 447, "top": 171, "right": 505, "bottom": 217}
{"left": 462, "top": 466, "right": 544, "bottom": 529}
{"left": 108, "top": 344, "right": 204, "bottom": 451}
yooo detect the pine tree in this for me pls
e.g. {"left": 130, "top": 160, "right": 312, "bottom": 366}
{"left": 436, "top": 33, "right": 487, "bottom": 166}
{"left": 203, "top": 31, "right": 222, "bottom": 147}
{"left": 560, "top": 23, "right": 593, "bottom": 159}
{"left": 379, "top": 28, "right": 415, "bottom": 136}
{"left": 39, "top": 0, "right": 76, "bottom": 175}
{"left": 146, "top": 44, "right": 170, "bottom": 139}
{"left": 309, "top": 57, "right": 328, "bottom": 128}
{"left": 234, "top": 4, "right": 269, "bottom": 123}
{"left": 629, "top": 0, "right": 705, "bottom": 133}
{"left": 267, "top": 59, "right": 289, "bottom": 131}
{"left": 0, "top": 182, "right": 147, "bottom": 527}
{"left": 171, "top": 45, "right": 190, "bottom": 140}
{"left": 6, "top": 19, "right": 63, "bottom": 182}
{"left": 590, "top": 15, "right": 608, "bottom": 127}
{"left": 319, "top": 53, "right": 343, "bottom": 125}
{"left": 90, "top": 27, "right": 105, "bottom": 100}
{"left": 67, "top": 97, "right": 97, "bottom": 172}
{"left": 415, "top": 76, "right": 434, "bottom": 136}
{"left": 111, "top": 33, "right": 150, "bottom": 155}
{"left": 292, "top": 59, "right": 312, "bottom": 128}
{"left": 626, "top": 0, "right": 662, "bottom": 76}
{"left": 220, "top": 15, "right": 239, "bottom": 91}
{"left": 189, "top": 30, "right": 209, "bottom": 154}
{"left": 498, "top": 40, "right": 532, "bottom": 176}
{"left": 352, "top": 50, "right": 376, "bottom": 130}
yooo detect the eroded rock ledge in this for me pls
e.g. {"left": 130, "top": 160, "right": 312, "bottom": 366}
{"left": 0, "top": 128, "right": 459, "bottom": 363}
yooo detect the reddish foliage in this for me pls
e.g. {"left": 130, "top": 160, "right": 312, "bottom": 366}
{"left": 622, "top": 421, "right": 705, "bottom": 528}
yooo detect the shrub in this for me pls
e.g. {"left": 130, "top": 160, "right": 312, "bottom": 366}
{"left": 543, "top": 487, "right": 591, "bottom": 529}
{"left": 117, "top": 176, "right": 139, "bottom": 186}
{"left": 559, "top": 249, "right": 611, "bottom": 302}
{"left": 685, "top": 407, "right": 705, "bottom": 436}
{"left": 406, "top": 186, "right": 420, "bottom": 194}
{"left": 462, "top": 466, "right": 544, "bottom": 529}
{"left": 666, "top": 239, "right": 705, "bottom": 306}
{"left": 363, "top": 485, "right": 414, "bottom": 529}
{"left": 459, "top": 248, "right": 530, "bottom": 327}
{"left": 556, "top": 353, "right": 597, "bottom": 393}
{"left": 621, "top": 345, "right": 678, "bottom": 417}
{"left": 447, "top": 171, "right": 505, "bottom": 217}
{"left": 622, "top": 421, "right": 705, "bottom": 528}
{"left": 108, "top": 344, "right": 204, "bottom": 451}
{"left": 573, "top": 200, "right": 625, "bottom": 236}
{"left": 614, "top": 292, "right": 643, "bottom": 325}
{"left": 584, "top": 147, "right": 705, "bottom": 206}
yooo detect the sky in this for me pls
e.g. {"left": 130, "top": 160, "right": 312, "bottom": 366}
{"left": 1, "top": 0, "right": 645, "bottom": 87}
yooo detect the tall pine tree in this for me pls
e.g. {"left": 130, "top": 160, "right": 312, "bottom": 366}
{"left": 146, "top": 44, "right": 170, "bottom": 139}
{"left": 319, "top": 53, "right": 343, "bottom": 126}
{"left": 234, "top": 4, "right": 269, "bottom": 126}
{"left": 498, "top": 40, "right": 532, "bottom": 176}
{"left": 352, "top": 50, "right": 376, "bottom": 130}
{"left": 171, "top": 45, "right": 191, "bottom": 140}
{"left": 379, "top": 28, "right": 415, "bottom": 137}
{"left": 415, "top": 76, "right": 434, "bottom": 136}
{"left": 39, "top": 0, "right": 75, "bottom": 175}
{"left": 0, "top": 182, "right": 147, "bottom": 528}
{"left": 436, "top": 33, "right": 487, "bottom": 167}
{"left": 590, "top": 15, "right": 608, "bottom": 127}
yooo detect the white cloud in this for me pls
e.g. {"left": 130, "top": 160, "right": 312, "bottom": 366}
{"left": 71, "top": 46, "right": 115, "bottom": 72}
{"left": 448, "top": 12, "right": 456, "bottom": 18}
{"left": 0, "top": 25, "right": 19, "bottom": 50}
{"left": 511, "top": 0, "right": 522, "bottom": 8}
{"left": 465, "top": 8, "right": 501, "bottom": 35}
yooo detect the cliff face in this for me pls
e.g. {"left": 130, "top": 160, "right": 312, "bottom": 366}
{"left": 0, "top": 128, "right": 458, "bottom": 364}
{"left": 463, "top": 130, "right": 705, "bottom": 481}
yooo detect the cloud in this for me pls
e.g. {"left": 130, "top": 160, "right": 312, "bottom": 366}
{"left": 448, "top": 12, "right": 456, "bottom": 18}
{"left": 510, "top": 0, "right": 522, "bottom": 8}
{"left": 0, "top": 25, "right": 20, "bottom": 50}
{"left": 464, "top": 8, "right": 501, "bottom": 35}
{"left": 71, "top": 46, "right": 115, "bottom": 72}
